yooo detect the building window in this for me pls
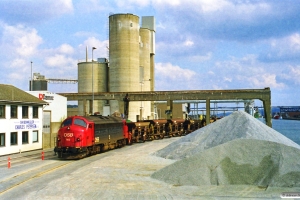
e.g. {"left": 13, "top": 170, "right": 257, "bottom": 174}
{"left": 11, "top": 132, "right": 18, "bottom": 145}
{"left": 33, "top": 106, "right": 38, "bottom": 118}
{"left": 32, "top": 131, "right": 38, "bottom": 143}
{"left": 11, "top": 105, "right": 18, "bottom": 118}
{"left": 0, "top": 133, "right": 5, "bottom": 147}
{"left": 0, "top": 105, "right": 5, "bottom": 118}
{"left": 22, "top": 106, "right": 28, "bottom": 118}
{"left": 22, "top": 131, "right": 29, "bottom": 144}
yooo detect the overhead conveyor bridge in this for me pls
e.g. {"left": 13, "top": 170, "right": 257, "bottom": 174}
{"left": 58, "top": 87, "right": 272, "bottom": 127}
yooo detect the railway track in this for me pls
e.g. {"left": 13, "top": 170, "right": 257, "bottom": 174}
{"left": 0, "top": 154, "right": 73, "bottom": 196}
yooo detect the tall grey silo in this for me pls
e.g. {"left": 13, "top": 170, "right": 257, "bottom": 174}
{"left": 139, "top": 27, "right": 151, "bottom": 119}
{"left": 109, "top": 13, "right": 141, "bottom": 121}
{"left": 78, "top": 58, "right": 108, "bottom": 116}
{"left": 141, "top": 16, "right": 155, "bottom": 119}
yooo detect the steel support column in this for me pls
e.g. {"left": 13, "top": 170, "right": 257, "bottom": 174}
{"left": 206, "top": 99, "right": 210, "bottom": 126}
{"left": 167, "top": 100, "right": 173, "bottom": 119}
{"left": 263, "top": 98, "right": 272, "bottom": 127}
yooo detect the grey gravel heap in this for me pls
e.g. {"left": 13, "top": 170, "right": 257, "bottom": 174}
{"left": 151, "top": 139, "right": 300, "bottom": 187}
{"left": 153, "top": 111, "right": 300, "bottom": 160}
{"left": 151, "top": 111, "right": 300, "bottom": 187}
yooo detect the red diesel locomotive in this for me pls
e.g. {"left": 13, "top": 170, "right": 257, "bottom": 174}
{"left": 54, "top": 115, "right": 130, "bottom": 159}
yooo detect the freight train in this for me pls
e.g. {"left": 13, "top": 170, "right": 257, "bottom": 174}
{"left": 54, "top": 115, "right": 205, "bottom": 159}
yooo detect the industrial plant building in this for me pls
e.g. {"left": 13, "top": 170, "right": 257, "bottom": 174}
{"left": 78, "top": 14, "right": 155, "bottom": 122}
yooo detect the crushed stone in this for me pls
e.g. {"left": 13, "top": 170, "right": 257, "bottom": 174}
{"left": 151, "top": 139, "right": 300, "bottom": 187}
{"left": 151, "top": 111, "right": 300, "bottom": 187}
{"left": 153, "top": 111, "right": 300, "bottom": 160}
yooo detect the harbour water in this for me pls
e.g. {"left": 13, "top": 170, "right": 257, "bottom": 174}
{"left": 260, "top": 119, "right": 300, "bottom": 145}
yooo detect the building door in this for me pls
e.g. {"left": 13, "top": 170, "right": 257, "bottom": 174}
{"left": 43, "top": 111, "right": 51, "bottom": 133}
{"left": 43, "top": 111, "right": 51, "bottom": 148}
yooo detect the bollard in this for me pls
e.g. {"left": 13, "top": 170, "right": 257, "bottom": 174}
{"left": 8, "top": 157, "right": 11, "bottom": 168}
{"left": 41, "top": 151, "right": 44, "bottom": 160}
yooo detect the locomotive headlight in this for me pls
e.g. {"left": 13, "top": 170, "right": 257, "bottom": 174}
{"left": 67, "top": 126, "right": 70, "bottom": 130}
{"left": 77, "top": 138, "right": 80, "bottom": 141}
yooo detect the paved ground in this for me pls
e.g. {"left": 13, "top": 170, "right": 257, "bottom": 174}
{"left": 0, "top": 137, "right": 299, "bottom": 199}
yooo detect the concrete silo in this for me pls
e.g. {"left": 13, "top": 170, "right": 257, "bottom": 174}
{"left": 29, "top": 73, "right": 48, "bottom": 91}
{"left": 141, "top": 16, "right": 155, "bottom": 92}
{"left": 141, "top": 16, "right": 156, "bottom": 119}
{"left": 78, "top": 58, "right": 108, "bottom": 115}
{"left": 109, "top": 13, "right": 141, "bottom": 121}
{"left": 139, "top": 28, "right": 151, "bottom": 119}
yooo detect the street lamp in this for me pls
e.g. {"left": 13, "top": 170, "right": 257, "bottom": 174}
{"left": 92, "top": 47, "right": 97, "bottom": 114}
{"left": 31, "top": 61, "right": 33, "bottom": 91}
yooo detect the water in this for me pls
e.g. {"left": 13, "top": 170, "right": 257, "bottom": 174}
{"left": 258, "top": 118, "right": 300, "bottom": 145}
{"left": 271, "top": 119, "right": 300, "bottom": 145}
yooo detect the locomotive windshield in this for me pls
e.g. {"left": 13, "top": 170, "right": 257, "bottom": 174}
{"left": 74, "top": 118, "right": 87, "bottom": 128}
{"left": 61, "top": 118, "right": 72, "bottom": 127}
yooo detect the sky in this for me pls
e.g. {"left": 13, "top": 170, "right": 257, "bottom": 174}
{"left": 0, "top": 0, "right": 300, "bottom": 107}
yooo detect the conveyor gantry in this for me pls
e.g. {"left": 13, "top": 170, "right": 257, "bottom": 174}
{"left": 58, "top": 88, "right": 272, "bottom": 127}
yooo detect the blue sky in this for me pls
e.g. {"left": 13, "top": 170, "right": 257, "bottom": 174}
{"left": 0, "top": 0, "right": 300, "bottom": 106}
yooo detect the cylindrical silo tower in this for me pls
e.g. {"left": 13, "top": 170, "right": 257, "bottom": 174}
{"left": 141, "top": 16, "right": 156, "bottom": 119}
{"left": 139, "top": 28, "right": 151, "bottom": 119}
{"left": 78, "top": 58, "right": 108, "bottom": 115}
{"left": 109, "top": 13, "right": 140, "bottom": 121}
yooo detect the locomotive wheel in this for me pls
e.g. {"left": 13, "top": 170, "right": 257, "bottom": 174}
{"left": 100, "top": 144, "right": 104, "bottom": 153}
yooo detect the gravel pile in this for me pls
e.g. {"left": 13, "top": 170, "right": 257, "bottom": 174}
{"left": 151, "top": 139, "right": 300, "bottom": 187}
{"left": 153, "top": 111, "right": 300, "bottom": 160}
{"left": 151, "top": 111, "right": 300, "bottom": 187}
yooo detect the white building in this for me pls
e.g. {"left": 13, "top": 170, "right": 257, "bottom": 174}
{"left": 0, "top": 84, "right": 47, "bottom": 156}
{"left": 27, "top": 91, "right": 67, "bottom": 149}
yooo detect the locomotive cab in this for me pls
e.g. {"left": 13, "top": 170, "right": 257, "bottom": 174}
{"left": 54, "top": 116, "right": 93, "bottom": 159}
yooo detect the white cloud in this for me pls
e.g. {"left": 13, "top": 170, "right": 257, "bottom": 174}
{"left": 44, "top": 54, "right": 74, "bottom": 68}
{"left": 77, "top": 37, "right": 109, "bottom": 60}
{"left": 250, "top": 73, "right": 285, "bottom": 89}
{"left": 0, "top": 0, "right": 74, "bottom": 24}
{"left": 156, "top": 21, "right": 166, "bottom": 29}
{"left": 280, "top": 65, "right": 300, "bottom": 85}
{"left": 58, "top": 44, "right": 74, "bottom": 55}
{"left": 224, "top": 77, "right": 232, "bottom": 82}
{"left": 208, "top": 71, "right": 215, "bottom": 75}
{"left": 261, "top": 33, "right": 300, "bottom": 62}
{"left": 10, "top": 58, "right": 27, "bottom": 69}
{"left": 155, "top": 62, "right": 196, "bottom": 81}
{"left": 189, "top": 52, "right": 212, "bottom": 62}
{"left": 270, "top": 33, "right": 300, "bottom": 51}
{"left": 184, "top": 39, "right": 194, "bottom": 47}
{"left": 75, "top": 0, "right": 110, "bottom": 13}
{"left": 113, "top": 0, "right": 151, "bottom": 9}
{"left": 153, "top": 0, "right": 181, "bottom": 6}
{"left": 206, "top": 55, "right": 288, "bottom": 90}
{"left": 8, "top": 72, "right": 24, "bottom": 81}
{"left": 0, "top": 24, "right": 43, "bottom": 58}
{"left": 195, "top": 0, "right": 231, "bottom": 12}
{"left": 53, "top": 0, "right": 73, "bottom": 13}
